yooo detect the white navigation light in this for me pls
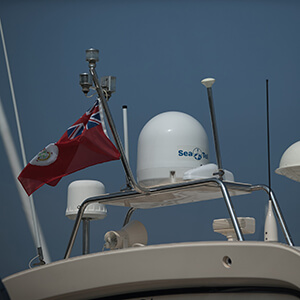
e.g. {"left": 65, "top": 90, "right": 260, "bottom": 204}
{"left": 66, "top": 180, "right": 107, "bottom": 220}
{"left": 137, "top": 111, "right": 209, "bottom": 187}
{"left": 275, "top": 141, "right": 300, "bottom": 182}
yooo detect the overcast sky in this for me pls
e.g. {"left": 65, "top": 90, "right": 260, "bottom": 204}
{"left": 1, "top": 0, "right": 300, "bottom": 278}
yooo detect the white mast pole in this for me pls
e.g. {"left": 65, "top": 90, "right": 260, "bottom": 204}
{"left": 122, "top": 105, "right": 129, "bottom": 162}
{"left": 0, "top": 19, "right": 50, "bottom": 264}
{"left": 0, "top": 99, "right": 51, "bottom": 263}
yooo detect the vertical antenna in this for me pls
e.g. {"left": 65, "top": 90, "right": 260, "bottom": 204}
{"left": 266, "top": 79, "right": 271, "bottom": 196}
{"left": 201, "top": 78, "right": 224, "bottom": 179}
{"left": 122, "top": 105, "right": 129, "bottom": 163}
{"left": 264, "top": 79, "right": 278, "bottom": 241}
{"left": 122, "top": 105, "right": 131, "bottom": 190}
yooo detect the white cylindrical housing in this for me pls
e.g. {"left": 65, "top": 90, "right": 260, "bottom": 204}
{"left": 264, "top": 200, "right": 278, "bottom": 242}
{"left": 137, "top": 112, "right": 209, "bottom": 187}
{"left": 66, "top": 180, "right": 107, "bottom": 220}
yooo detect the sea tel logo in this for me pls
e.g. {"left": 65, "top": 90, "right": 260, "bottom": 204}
{"left": 178, "top": 147, "right": 208, "bottom": 161}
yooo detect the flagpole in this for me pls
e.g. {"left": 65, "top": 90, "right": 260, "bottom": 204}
{"left": 86, "top": 49, "right": 149, "bottom": 194}
{"left": 0, "top": 19, "right": 50, "bottom": 264}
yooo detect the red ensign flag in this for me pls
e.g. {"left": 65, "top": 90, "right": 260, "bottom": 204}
{"left": 18, "top": 102, "right": 120, "bottom": 196}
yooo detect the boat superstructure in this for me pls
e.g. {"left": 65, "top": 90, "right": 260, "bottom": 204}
{"left": 2, "top": 48, "right": 300, "bottom": 300}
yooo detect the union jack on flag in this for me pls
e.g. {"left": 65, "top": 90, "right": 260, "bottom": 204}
{"left": 66, "top": 103, "right": 102, "bottom": 140}
{"left": 67, "top": 123, "right": 84, "bottom": 140}
{"left": 87, "top": 110, "right": 102, "bottom": 130}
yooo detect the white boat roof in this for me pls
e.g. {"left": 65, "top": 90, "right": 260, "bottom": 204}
{"left": 99, "top": 180, "right": 251, "bottom": 209}
{"left": 3, "top": 241, "right": 300, "bottom": 300}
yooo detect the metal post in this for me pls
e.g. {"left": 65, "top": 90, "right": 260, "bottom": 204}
{"left": 123, "top": 207, "right": 137, "bottom": 227}
{"left": 215, "top": 178, "right": 244, "bottom": 241}
{"left": 201, "top": 78, "right": 224, "bottom": 179}
{"left": 88, "top": 64, "right": 148, "bottom": 194}
{"left": 82, "top": 218, "right": 90, "bottom": 255}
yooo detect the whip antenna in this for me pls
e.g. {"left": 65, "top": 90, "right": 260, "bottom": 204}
{"left": 266, "top": 79, "right": 271, "bottom": 196}
{"left": 264, "top": 79, "right": 278, "bottom": 242}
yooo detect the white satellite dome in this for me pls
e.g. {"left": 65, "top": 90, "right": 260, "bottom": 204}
{"left": 275, "top": 141, "right": 300, "bottom": 182}
{"left": 137, "top": 111, "right": 209, "bottom": 187}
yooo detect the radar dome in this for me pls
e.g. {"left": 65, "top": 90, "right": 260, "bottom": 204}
{"left": 137, "top": 111, "right": 209, "bottom": 187}
{"left": 275, "top": 141, "right": 300, "bottom": 182}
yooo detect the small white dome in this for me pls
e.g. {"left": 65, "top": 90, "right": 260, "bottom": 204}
{"left": 137, "top": 111, "right": 209, "bottom": 187}
{"left": 66, "top": 180, "right": 107, "bottom": 220}
{"left": 275, "top": 141, "right": 300, "bottom": 182}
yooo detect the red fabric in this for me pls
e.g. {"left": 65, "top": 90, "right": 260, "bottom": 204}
{"left": 18, "top": 103, "right": 120, "bottom": 196}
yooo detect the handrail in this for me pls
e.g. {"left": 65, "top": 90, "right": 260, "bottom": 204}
{"left": 64, "top": 178, "right": 294, "bottom": 259}
{"left": 64, "top": 178, "right": 245, "bottom": 259}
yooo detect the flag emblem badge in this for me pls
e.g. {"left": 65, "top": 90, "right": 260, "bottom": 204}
{"left": 30, "top": 144, "right": 59, "bottom": 166}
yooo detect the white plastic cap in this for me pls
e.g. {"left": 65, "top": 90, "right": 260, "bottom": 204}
{"left": 275, "top": 141, "right": 300, "bottom": 182}
{"left": 137, "top": 112, "right": 209, "bottom": 187}
{"left": 201, "top": 78, "right": 215, "bottom": 88}
{"left": 66, "top": 180, "right": 107, "bottom": 220}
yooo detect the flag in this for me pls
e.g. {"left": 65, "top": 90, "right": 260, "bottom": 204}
{"left": 18, "top": 102, "right": 120, "bottom": 196}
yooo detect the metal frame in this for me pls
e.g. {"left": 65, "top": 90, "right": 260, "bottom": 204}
{"left": 63, "top": 49, "right": 294, "bottom": 260}
{"left": 64, "top": 179, "right": 294, "bottom": 259}
{"left": 123, "top": 207, "right": 137, "bottom": 227}
{"left": 89, "top": 65, "right": 148, "bottom": 194}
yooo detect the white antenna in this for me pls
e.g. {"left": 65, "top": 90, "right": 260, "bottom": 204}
{"left": 264, "top": 79, "right": 277, "bottom": 242}
{"left": 0, "top": 99, "right": 51, "bottom": 263}
{"left": 0, "top": 19, "right": 50, "bottom": 264}
{"left": 122, "top": 105, "right": 129, "bottom": 162}
{"left": 201, "top": 77, "right": 224, "bottom": 180}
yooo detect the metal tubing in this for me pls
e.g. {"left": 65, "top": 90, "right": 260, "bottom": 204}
{"left": 123, "top": 207, "right": 137, "bottom": 227}
{"left": 64, "top": 178, "right": 244, "bottom": 259}
{"left": 251, "top": 184, "right": 294, "bottom": 246}
{"left": 82, "top": 218, "right": 90, "bottom": 255}
{"left": 64, "top": 190, "right": 138, "bottom": 259}
{"left": 206, "top": 87, "right": 224, "bottom": 178}
{"left": 214, "top": 178, "right": 244, "bottom": 241}
{"left": 89, "top": 66, "right": 148, "bottom": 194}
